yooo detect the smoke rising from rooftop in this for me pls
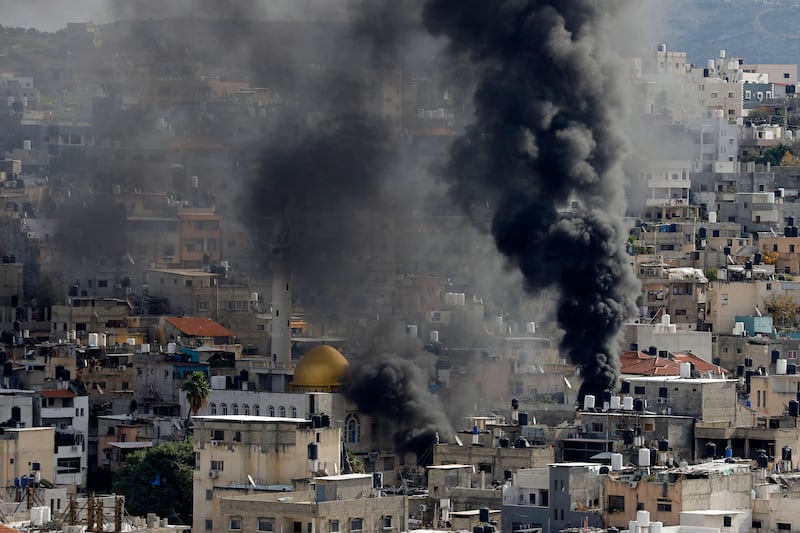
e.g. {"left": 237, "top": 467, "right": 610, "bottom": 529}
{"left": 423, "top": 0, "right": 640, "bottom": 400}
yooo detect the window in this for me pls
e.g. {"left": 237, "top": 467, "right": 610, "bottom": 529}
{"left": 258, "top": 519, "right": 274, "bottom": 532}
{"left": 674, "top": 309, "right": 687, "bottom": 316}
{"left": 290, "top": 407, "right": 297, "bottom": 417}
{"left": 230, "top": 517, "right": 242, "bottom": 530}
{"left": 608, "top": 495, "right": 624, "bottom": 513}
{"left": 753, "top": 520, "right": 762, "bottom": 529}
{"left": 346, "top": 414, "right": 361, "bottom": 443}
{"left": 243, "top": 404, "right": 250, "bottom": 415}
{"left": 792, "top": 245, "right": 796, "bottom": 253}
{"left": 198, "top": 301, "right": 209, "bottom": 311}
{"left": 221, "top": 403, "right": 228, "bottom": 415}
{"left": 789, "top": 350, "right": 798, "bottom": 359}
{"left": 210, "top": 403, "right": 217, "bottom": 415}
{"left": 232, "top": 404, "right": 239, "bottom": 415}
{"left": 539, "top": 490, "right": 548, "bottom": 506}
{"left": 278, "top": 406, "right": 286, "bottom": 417}
{"left": 350, "top": 519, "right": 363, "bottom": 532}
{"left": 774, "top": 244, "right": 779, "bottom": 252}
{"left": 330, "top": 521, "right": 340, "bottom": 533}
{"left": 254, "top": 405, "right": 260, "bottom": 416}
{"left": 195, "top": 452, "right": 201, "bottom": 470}
{"left": 205, "top": 520, "right": 213, "bottom": 531}
{"left": 634, "top": 386, "right": 646, "bottom": 395}
{"left": 383, "top": 516, "right": 392, "bottom": 529}
{"left": 268, "top": 406, "right": 275, "bottom": 416}
{"left": 721, "top": 293, "right": 729, "bottom": 305}
{"left": 205, "top": 489, "right": 213, "bottom": 501}
{"left": 777, "top": 523, "right": 791, "bottom": 531}
{"left": 657, "top": 503, "right": 672, "bottom": 512}
{"left": 211, "top": 429, "right": 224, "bottom": 440}
{"left": 211, "top": 460, "right": 224, "bottom": 471}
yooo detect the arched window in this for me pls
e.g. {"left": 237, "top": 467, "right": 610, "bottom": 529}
{"left": 290, "top": 407, "right": 297, "bottom": 418}
{"left": 209, "top": 403, "right": 217, "bottom": 415}
{"left": 243, "top": 404, "right": 250, "bottom": 415}
{"left": 254, "top": 405, "right": 260, "bottom": 416}
{"left": 279, "top": 406, "right": 286, "bottom": 417}
{"left": 221, "top": 403, "right": 228, "bottom": 415}
{"left": 345, "top": 414, "right": 360, "bottom": 443}
{"left": 268, "top": 405, "right": 275, "bottom": 417}
{"left": 232, "top": 404, "right": 239, "bottom": 415}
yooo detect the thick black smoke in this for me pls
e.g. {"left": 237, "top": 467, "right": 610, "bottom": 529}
{"left": 345, "top": 322, "right": 453, "bottom": 460}
{"left": 423, "top": 1, "right": 639, "bottom": 400}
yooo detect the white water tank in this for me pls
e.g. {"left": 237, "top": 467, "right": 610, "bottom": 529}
{"left": 88, "top": 333, "right": 99, "bottom": 347}
{"left": 610, "top": 396, "right": 621, "bottom": 410}
{"left": 680, "top": 362, "right": 692, "bottom": 379}
{"left": 98, "top": 333, "right": 107, "bottom": 348}
{"left": 650, "top": 522, "right": 663, "bottom": 533}
{"left": 430, "top": 330, "right": 439, "bottom": 343}
{"left": 708, "top": 211, "right": 717, "bottom": 223}
{"left": 68, "top": 330, "right": 76, "bottom": 342}
{"left": 611, "top": 453, "right": 624, "bottom": 471}
{"left": 777, "top": 359, "right": 788, "bottom": 375}
{"left": 623, "top": 396, "right": 634, "bottom": 410}
{"left": 526, "top": 322, "right": 536, "bottom": 334}
{"left": 23, "top": 140, "right": 31, "bottom": 151}
{"left": 406, "top": 325, "right": 418, "bottom": 337}
{"left": 210, "top": 375, "right": 226, "bottom": 390}
{"left": 140, "top": 343, "right": 150, "bottom": 353}
{"left": 251, "top": 292, "right": 259, "bottom": 304}
{"left": 457, "top": 293, "right": 466, "bottom": 306}
{"left": 639, "top": 448, "right": 651, "bottom": 467}
{"left": 583, "top": 395, "right": 596, "bottom": 410}
{"left": 167, "top": 342, "right": 177, "bottom": 354}
{"left": 713, "top": 109, "right": 724, "bottom": 119}
{"left": 637, "top": 510, "right": 651, "bottom": 527}
{"left": 707, "top": 59, "right": 715, "bottom": 70}
{"left": 720, "top": 49, "right": 726, "bottom": 59}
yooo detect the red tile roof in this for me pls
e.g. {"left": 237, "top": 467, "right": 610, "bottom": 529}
{"left": 39, "top": 389, "right": 76, "bottom": 398}
{"left": 0, "top": 524, "right": 23, "bottom": 533}
{"left": 620, "top": 350, "right": 727, "bottom": 377}
{"left": 165, "top": 317, "right": 235, "bottom": 338}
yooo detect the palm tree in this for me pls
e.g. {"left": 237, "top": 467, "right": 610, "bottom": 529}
{"left": 181, "top": 371, "right": 210, "bottom": 434}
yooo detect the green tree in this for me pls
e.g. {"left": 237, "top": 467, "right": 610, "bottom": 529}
{"left": 112, "top": 441, "right": 194, "bottom": 522}
{"left": 181, "top": 371, "right": 210, "bottom": 425}
{"left": 766, "top": 294, "right": 800, "bottom": 331}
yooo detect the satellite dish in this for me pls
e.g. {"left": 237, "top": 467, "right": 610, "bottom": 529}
{"left": 248, "top": 475, "right": 256, "bottom": 487}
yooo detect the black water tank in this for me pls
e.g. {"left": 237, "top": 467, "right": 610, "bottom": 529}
{"left": 630, "top": 342, "right": 639, "bottom": 352}
{"left": 790, "top": 364, "right": 798, "bottom": 375}
{"left": 658, "top": 387, "right": 668, "bottom": 398}
{"left": 623, "top": 429, "right": 634, "bottom": 445}
{"left": 620, "top": 381, "right": 630, "bottom": 394}
{"left": 511, "top": 398, "right": 519, "bottom": 410}
{"left": 658, "top": 350, "right": 668, "bottom": 358}
{"left": 518, "top": 412, "right": 529, "bottom": 426}
{"left": 11, "top": 406, "right": 20, "bottom": 422}
{"left": 790, "top": 400, "right": 799, "bottom": 417}
{"left": 514, "top": 438, "right": 530, "bottom": 448}
{"left": 746, "top": 358, "right": 753, "bottom": 367}
{"left": 633, "top": 398, "right": 645, "bottom": 412}
{"left": 790, "top": 217, "right": 796, "bottom": 226}
{"left": 658, "top": 439, "right": 669, "bottom": 452}
{"left": 745, "top": 260, "right": 753, "bottom": 270}
{"left": 504, "top": 469, "right": 512, "bottom": 480}
{"left": 307, "top": 442, "right": 318, "bottom": 460}
{"left": 724, "top": 246, "right": 731, "bottom": 256}
{"left": 650, "top": 448, "right": 658, "bottom": 466}
{"left": 321, "top": 414, "right": 331, "bottom": 428}
{"left": 602, "top": 389, "right": 613, "bottom": 403}
{"left": 3, "top": 362, "right": 12, "bottom": 377}
{"left": 783, "top": 446, "right": 793, "bottom": 462}
{"left": 608, "top": 528, "right": 619, "bottom": 533}
{"left": 705, "top": 442, "right": 717, "bottom": 458}
{"left": 773, "top": 350, "right": 781, "bottom": 363}
{"left": 372, "top": 472, "right": 383, "bottom": 488}
{"left": 737, "top": 364, "right": 745, "bottom": 377}
{"left": 499, "top": 437, "right": 510, "bottom": 448}
{"left": 311, "top": 415, "right": 322, "bottom": 428}
{"left": 479, "top": 508, "right": 490, "bottom": 523}
{"left": 474, "top": 526, "right": 485, "bottom": 533}
{"left": 757, "top": 453, "right": 769, "bottom": 469}
{"left": 754, "top": 253, "right": 763, "bottom": 265}
{"left": 699, "top": 227, "right": 707, "bottom": 238}
{"left": 649, "top": 346, "right": 658, "bottom": 356}
{"left": 599, "top": 466, "right": 610, "bottom": 474}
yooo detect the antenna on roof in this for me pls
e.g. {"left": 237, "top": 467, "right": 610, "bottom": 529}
{"left": 248, "top": 474, "right": 256, "bottom": 487}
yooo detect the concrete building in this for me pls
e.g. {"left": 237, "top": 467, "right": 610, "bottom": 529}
{"left": 217, "top": 474, "right": 409, "bottom": 533}
{"left": 191, "top": 415, "right": 341, "bottom": 533}
{"left": 604, "top": 460, "right": 752, "bottom": 529}
{"left": 502, "top": 464, "right": 605, "bottom": 533}
{"left": 39, "top": 389, "right": 89, "bottom": 488}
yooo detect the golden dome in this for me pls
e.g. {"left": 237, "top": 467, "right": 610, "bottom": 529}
{"left": 291, "top": 345, "right": 350, "bottom": 391}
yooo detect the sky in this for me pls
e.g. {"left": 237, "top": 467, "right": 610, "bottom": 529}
{"left": 1, "top": 0, "right": 351, "bottom": 32}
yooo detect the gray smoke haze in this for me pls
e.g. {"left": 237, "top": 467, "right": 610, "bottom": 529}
{"left": 423, "top": 0, "right": 641, "bottom": 400}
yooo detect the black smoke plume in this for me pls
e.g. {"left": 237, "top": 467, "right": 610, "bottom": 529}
{"left": 423, "top": 0, "right": 639, "bottom": 400}
{"left": 345, "top": 322, "right": 453, "bottom": 460}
